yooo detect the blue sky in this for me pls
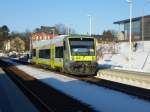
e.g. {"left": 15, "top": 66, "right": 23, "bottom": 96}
{"left": 0, "top": 0, "right": 150, "bottom": 34}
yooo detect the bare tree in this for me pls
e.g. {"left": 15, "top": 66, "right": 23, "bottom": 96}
{"left": 11, "top": 37, "right": 25, "bottom": 52}
{"left": 54, "top": 24, "right": 67, "bottom": 34}
{"left": 0, "top": 25, "right": 10, "bottom": 50}
{"left": 54, "top": 24, "right": 76, "bottom": 35}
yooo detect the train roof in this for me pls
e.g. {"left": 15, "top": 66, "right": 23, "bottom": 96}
{"left": 32, "top": 35, "right": 94, "bottom": 48}
{"left": 32, "top": 35, "right": 67, "bottom": 48}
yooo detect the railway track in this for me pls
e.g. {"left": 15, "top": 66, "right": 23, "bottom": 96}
{"left": 9, "top": 58, "right": 150, "bottom": 101}
{"left": 0, "top": 58, "right": 96, "bottom": 112}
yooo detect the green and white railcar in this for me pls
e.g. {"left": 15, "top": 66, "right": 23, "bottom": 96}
{"left": 32, "top": 35, "right": 97, "bottom": 75}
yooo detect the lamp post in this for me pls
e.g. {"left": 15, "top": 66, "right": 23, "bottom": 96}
{"left": 51, "top": 29, "right": 55, "bottom": 38}
{"left": 69, "top": 24, "right": 73, "bottom": 35}
{"left": 30, "top": 35, "right": 32, "bottom": 54}
{"left": 30, "top": 33, "right": 34, "bottom": 57}
{"left": 141, "top": 0, "right": 150, "bottom": 51}
{"left": 88, "top": 14, "right": 92, "bottom": 36}
{"left": 126, "top": 0, "right": 132, "bottom": 68}
{"left": 67, "top": 25, "right": 70, "bottom": 35}
{"left": 65, "top": 25, "right": 70, "bottom": 35}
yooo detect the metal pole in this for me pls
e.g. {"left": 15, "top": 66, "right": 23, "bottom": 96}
{"left": 68, "top": 25, "right": 70, "bottom": 35}
{"left": 51, "top": 29, "right": 55, "bottom": 38}
{"left": 127, "top": 0, "right": 132, "bottom": 68}
{"left": 90, "top": 15, "right": 92, "bottom": 36}
{"left": 129, "top": 1, "right": 132, "bottom": 68}
{"left": 142, "top": 11, "right": 144, "bottom": 51}
{"left": 30, "top": 36, "right": 32, "bottom": 53}
{"left": 30, "top": 33, "right": 33, "bottom": 53}
{"left": 53, "top": 30, "right": 54, "bottom": 38}
{"left": 69, "top": 24, "right": 73, "bottom": 35}
{"left": 88, "top": 15, "right": 92, "bottom": 36}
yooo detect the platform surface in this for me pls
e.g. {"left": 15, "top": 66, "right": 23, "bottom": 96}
{"left": 0, "top": 68, "right": 38, "bottom": 112}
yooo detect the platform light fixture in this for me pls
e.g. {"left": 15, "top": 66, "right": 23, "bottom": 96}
{"left": 51, "top": 29, "right": 55, "bottom": 38}
{"left": 126, "top": 0, "right": 132, "bottom": 68}
{"left": 88, "top": 14, "right": 92, "bottom": 37}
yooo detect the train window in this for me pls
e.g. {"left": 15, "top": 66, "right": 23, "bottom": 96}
{"left": 55, "top": 47, "right": 63, "bottom": 58}
{"left": 39, "top": 49, "right": 50, "bottom": 59}
{"left": 32, "top": 49, "right": 36, "bottom": 57}
{"left": 39, "top": 50, "right": 44, "bottom": 58}
{"left": 45, "top": 49, "right": 50, "bottom": 59}
{"left": 69, "top": 38, "right": 95, "bottom": 56}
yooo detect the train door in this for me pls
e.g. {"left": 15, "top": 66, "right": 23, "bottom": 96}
{"left": 36, "top": 48, "right": 39, "bottom": 64}
{"left": 63, "top": 39, "right": 70, "bottom": 72}
{"left": 50, "top": 44, "right": 55, "bottom": 69}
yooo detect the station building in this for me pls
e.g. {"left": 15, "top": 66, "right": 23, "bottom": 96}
{"left": 114, "top": 15, "right": 150, "bottom": 41}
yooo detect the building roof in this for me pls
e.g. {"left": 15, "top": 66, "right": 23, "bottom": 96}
{"left": 114, "top": 15, "right": 150, "bottom": 24}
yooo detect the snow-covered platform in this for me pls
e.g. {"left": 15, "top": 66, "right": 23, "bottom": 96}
{"left": 97, "top": 68, "right": 150, "bottom": 90}
{"left": 0, "top": 68, "right": 38, "bottom": 112}
{"left": 2, "top": 58, "right": 150, "bottom": 112}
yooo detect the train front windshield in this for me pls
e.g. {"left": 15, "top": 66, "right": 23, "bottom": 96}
{"left": 69, "top": 38, "right": 95, "bottom": 56}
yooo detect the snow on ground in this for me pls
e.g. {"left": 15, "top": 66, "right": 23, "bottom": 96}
{"left": 2, "top": 59, "right": 150, "bottom": 112}
{"left": 97, "top": 41, "right": 150, "bottom": 73}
